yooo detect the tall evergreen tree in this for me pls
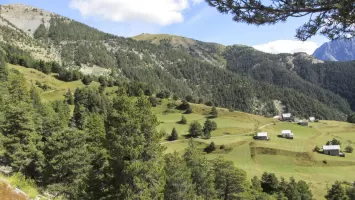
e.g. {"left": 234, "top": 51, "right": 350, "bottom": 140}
{"left": 184, "top": 140, "right": 217, "bottom": 199}
{"left": 213, "top": 158, "right": 248, "bottom": 199}
{"left": 325, "top": 181, "right": 348, "bottom": 200}
{"left": 261, "top": 172, "right": 279, "bottom": 194}
{"left": 164, "top": 152, "right": 197, "bottom": 200}
{"left": 189, "top": 121, "right": 203, "bottom": 138}
{"left": 1, "top": 74, "right": 44, "bottom": 179}
{"left": 0, "top": 50, "right": 8, "bottom": 82}
{"left": 44, "top": 128, "right": 91, "bottom": 199}
{"left": 169, "top": 127, "right": 178, "bottom": 141}
{"left": 210, "top": 106, "right": 218, "bottom": 118}
{"left": 105, "top": 91, "right": 165, "bottom": 199}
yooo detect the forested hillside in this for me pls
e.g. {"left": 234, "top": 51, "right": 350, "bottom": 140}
{"left": 0, "top": 4, "right": 354, "bottom": 121}
{"left": 0, "top": 51, "right": 322, "bottom": 200}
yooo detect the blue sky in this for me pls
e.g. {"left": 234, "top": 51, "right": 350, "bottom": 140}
{"left": 2, "top": 0, "right": 329, "bottom": 54}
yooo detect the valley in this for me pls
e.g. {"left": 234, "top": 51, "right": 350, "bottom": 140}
{"left": 11, "top": 63, "right": 355, "bottom": 199}
{"left": 0, "top": 3, "right": 355, "bottom": 200}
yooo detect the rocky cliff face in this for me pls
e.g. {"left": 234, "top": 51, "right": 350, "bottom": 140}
{"left": 312, "top": 38, "right": 355, "bottom": 61}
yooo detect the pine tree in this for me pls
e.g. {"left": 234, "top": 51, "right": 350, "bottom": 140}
{"left": 213, "top": 158, "right": 248, "bottom": 199}
{"left": 65, "top": 89, "right": 74, "bottom": 105}
{"left": 179, "top": 115, "right": 187, "bottom": 124}
{"left": 189, "top": 121, "right": 203, "bottom": 138}
{"left": 204, "top": 142, "right": 216, "bottom": 153}
{"left": 184, "top": 140, "right": 217, "bottom": 199}
{"left": 205, "top": 0, "right": 355, "bottom": 40}
{"left": 261, "top": 172, "right": 280, "bottom": 194}
{"left": 210, "top": 106, "right": 218, "bottom": 118}
{"left": 0, "top": 50, "right": 8, "bottom": 82}
{"left": 325, "top": 181, "right": 348, "bottom": 200}
{"left": 169, "top": 128, "right": 178, "bottom": 141}
{"left": 105, "top": 92, "right": 165, "bottom": 199}
{"left": 251, "top": 176, "right": 263, "bottom": 192}
{"left": 44, "top": 128, "right": 91, "bottom": 198}
{"left": 164, "top": 152, "right": 197, "bottom": 200}
{"left": 1, "top": 73, "right": 44, "bottom": 179}
{"left": 73, "top": 103, "right": 88, "bottom": 130}
{"left": 203, "top": 119, "right": 217, "bottom": 139}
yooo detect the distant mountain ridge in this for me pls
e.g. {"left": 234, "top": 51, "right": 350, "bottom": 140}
{"left": 0, "top": 3, "right": 355, "bottom": 120}
{"left": 312, "top": 38, "right": 355, "bottom": 61}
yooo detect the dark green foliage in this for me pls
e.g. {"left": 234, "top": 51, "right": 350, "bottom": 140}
{"left": 251, "top": 176, "right": 263, "bottom": 192}
{"left": 185, "top": 95, "right": 195, "bottom": 103}
{"left": 189, "top": 121, "right": 203, "bottom": 138}
{"left": 82, "top": 75, "right": 93, "bottom": 85}
{"left": 204, "top": 142, "right": 216, "bottom": 153}
{"left": 179, "top": 115, "right": 187, "bottom": 124}
{"left": 172, "top": 94, "right": 179, "bottom": 101}
{"left": 203, "top": 119, "right": 217, "bottom": 139}
{"left": 164, "top": 152, "right": 196, "bottom": 200}
{"left": 348, "top": 113, "right": 355, "bottom": 123}
{"left": 149, "top": 96, "right": 161, "bottom": 107}
{"left": 213, "top": 158, "right": 249, "bottom": 199}
{"left": 326, "top": 138, "right": 341, "bottom": 145}
{"left": 64, "top": 89, "right": 74, "bottom": 105}
{"left": 261, "top": 172, "right": 279, "bottom": 194}
{"left": 0, "top": 49, "right": 8, "bottom": 82}
{"left": 177, "top": 100, "right": 190, "bottom": 110}
{"left": 184, "top": 140, "right": 217, "bottom": 199}
{"left": 314, "top": 146, "right": 321, "bottom": 152}
{"left": 224, "top": 46, "right": 351, "bottom": 119}
{"left": 43, "top": 128, "right": 91, "bottom": 198}
{"left": 210, "top": 106, "right": 218, "bottom": 118}
{"left": 33, "top": 23, "right": 47, "bottom": 39}
{"left": 156, "top": 90, "right": 170, "bottom": 99}
{"left": 205, "top": 0, "right": 355, "bottom": 40}
{"left": 105, "top": 93, "right": 165, "bottom": 199}
{"left": 325, "top": 181, "right": 348, "bottom": 200}
{"left": 346, "top": 185, "right": 355, "bottom": 200}
{"left": 345, "top": 145, "right": 353, "bottom": 153}
{"left": 169, "top": 128, "right": 178, "bottom": 141}
{"left": 185, "top": 106, "right": 193, "bottom": 114}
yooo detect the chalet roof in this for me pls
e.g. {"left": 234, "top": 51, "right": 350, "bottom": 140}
{"left": 282, "top": 130, "right": 292, "bottom": 134}
{"left": 257, "top": 132, "right": 268, "bottom": 137}
{"left": 282, "top": 113, "right": 292, "bottom": 118}
{"left": 323, "top": 145, "right": 340, "bottom": 150}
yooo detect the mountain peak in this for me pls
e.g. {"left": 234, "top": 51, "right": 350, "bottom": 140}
{"left": 0, "top": 3, "right": 54, "bottom": 37}
{"left": 312, "top": 38, "right": 355, "bottom": 61}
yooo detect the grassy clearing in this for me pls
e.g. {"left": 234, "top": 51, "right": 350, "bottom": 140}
{"left": 0, "top": 172, "right": 39, "bottom": 199}
{"left": 8, "top": 64, "right": 117, "bottom": 102}
{"left": 155, "top": 101, "right": 355, "bottom": 199}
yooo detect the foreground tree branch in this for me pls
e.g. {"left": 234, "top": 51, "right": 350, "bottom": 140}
{"left": 205, "top": 0, "right": 355, "bottom": 40}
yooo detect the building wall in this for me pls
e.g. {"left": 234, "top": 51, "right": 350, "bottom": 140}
{"left": 324, "top": 149, "right": 340, "bottom": 156}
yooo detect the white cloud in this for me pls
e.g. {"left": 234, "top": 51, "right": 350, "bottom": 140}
{"left": 252, "top": 40, "right": 319, "bottom": 55}
{"left": 70, "top": 0, "right": 202, "bottom": 26}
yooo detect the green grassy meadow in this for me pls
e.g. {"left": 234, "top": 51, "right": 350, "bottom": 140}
{"left": 155, "top": 101, "right": 355, "bottom": 199}
{"left": 8, "top": 64, "right": 355, "bottom": 199}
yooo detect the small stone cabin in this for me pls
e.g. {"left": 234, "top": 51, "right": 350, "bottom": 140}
{"left": 298, "top": 120, "right": 309, "bottom": 126}
{"left": 281, "top": 113, "right": 292, "bottom": 121}
{"left": 254, "top": 132, "right": 269, "bottom": 140}
{"left": 281, "top": 130, "right": 294, "bottom": 139}
{"left": 323, "top": 145, "right": 340, "bottom": 156}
